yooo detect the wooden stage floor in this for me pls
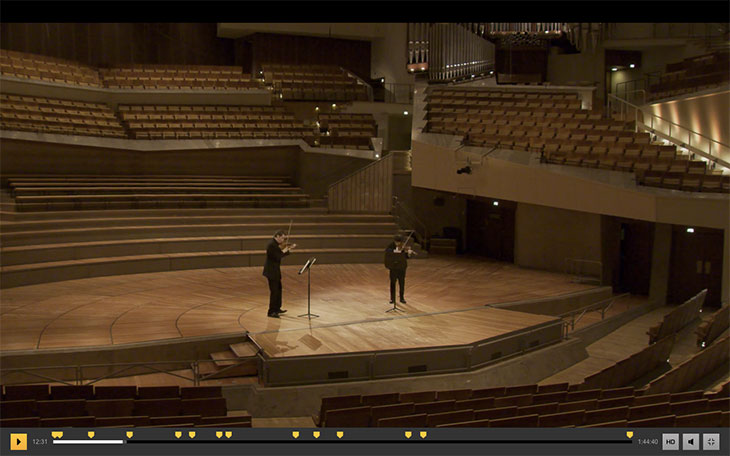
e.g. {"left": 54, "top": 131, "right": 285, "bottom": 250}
{"left": 0, "top": 255, "right": 598, "bottom": 354}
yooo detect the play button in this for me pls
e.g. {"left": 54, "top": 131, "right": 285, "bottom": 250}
{"left": 10, "top": 433, "right": 27, "bottom": 451}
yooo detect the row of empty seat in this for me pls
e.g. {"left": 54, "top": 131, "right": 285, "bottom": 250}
{"left": 315, "top": 381, "right": 729, "bottom": 428}
{"left": 0, "top": 48, "right": 102, "bottom": 87}
{"left": 0, "top": 93, "right": 125, "bottom": 138}
{"left": 647, "top": 289, "right": 706, "bottom": 344}
{"left": 424, "top": 86, "right": 726, "bottom": 193}
{"left": 261, "top": 63, "right": 369, "bottom": 102}
{"left": 649, "top": 51, "right": 730, "bottom": 101}
{"left": 0, "top": 384, "right": 252, "bottom": 428}
{"left": 100, "top": 64, "right": 262, "bottom": 90}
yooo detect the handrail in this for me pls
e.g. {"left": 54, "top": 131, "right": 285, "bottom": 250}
{"left": 327, "top": 153, "right": 388, "bottom": 190}
{"left": 560, "top": 293, "right": 630, "bottom": 333}
{"left": 607, "top": 93, "right": 730, "bottom": 170}
{"left": 392, "top": 195, "right": 430, "bottom": 249}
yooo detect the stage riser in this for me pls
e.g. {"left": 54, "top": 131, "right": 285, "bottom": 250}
{"left": 0, "top": 250, "right": 386, "bottom": 289}
{"left": 1, "top": 215, "right": 395, "bottom": 232}
{"left": 1, "top": 236, "right": 394, "bottom": 266}
{"left": 15, "top": 199, "right": 311, "bottom": 212}
{"left": 1, "top": 223, "right": 399, "bottom": 247}
{"left": 0, "top": 334, "right": 248, "bottom": 385}
{"left": 0, "top": 207, "right": 330, "bottom": 222}
{"left": 260, "top": 322, "right": 564, "bottom": 387}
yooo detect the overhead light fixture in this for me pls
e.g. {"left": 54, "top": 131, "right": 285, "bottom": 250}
{"left": 493, "top": 201, "right": 499, "bottom": 206}
{"left": 686, "top": 228, "right": 695, "bottom": 233}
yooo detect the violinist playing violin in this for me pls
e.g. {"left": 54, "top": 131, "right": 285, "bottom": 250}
{"left": 263, "top": 230, "right": 296, "bottom": 318}
{"left": 384, "top": 234, "right": 416, "bottom": 305}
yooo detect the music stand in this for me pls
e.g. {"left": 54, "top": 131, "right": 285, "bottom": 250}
{"left": 384, "top": 250, "right": 406, "bottom": 314}
{"left": 298, "top": 257, "right": 319, "bottom": 319}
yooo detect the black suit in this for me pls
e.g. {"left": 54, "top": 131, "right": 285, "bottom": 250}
{"left": 263, "top": 238, "right": 290, "bottom": 315}
{"left": 385, "top": 241, "right": 410, "bottom": 302}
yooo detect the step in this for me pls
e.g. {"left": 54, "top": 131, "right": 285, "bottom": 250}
{"left": 0, "top": 206, "right": 329, "bottom": 221}
{"left": 0, "top": 248, "right": 387, "bottom": 288}
{"left": 230, "top": 341, "right": 259, "bottom": 358}
{"left": 12, "top": 186, "right": 305, "bottom": 196}
{"left": 0, "top": 222, "right": 399, "bottom": 247}
{"left": 0, "top": 234, "right": 395, "bottom": 266}
{"left": 0, "top": 213, "right": 396, "bottom": 232}
{"left": 15, "top": 198, "right": 313, "bottom": 212}
{"left": 211, "top": 350, "right": 243, "bottom": 368}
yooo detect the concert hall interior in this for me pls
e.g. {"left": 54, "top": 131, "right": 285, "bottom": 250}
{"left": 0, "top": 16, "right": 729, "bottom": 430}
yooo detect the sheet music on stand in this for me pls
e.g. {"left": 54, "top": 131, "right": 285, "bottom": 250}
{"left": 298, "top": 257, "right": 318, "bottom": 319}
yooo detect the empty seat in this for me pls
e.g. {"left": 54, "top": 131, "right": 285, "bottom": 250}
{"left": 50, "top": 385, "right": 94, "bottom": 400}
{"left": 322, "top": 406, "right": 371, "bottom": 427}
{"left": 134, "top": 398, "right": 183, "bottom": 417}
{"left": 181, "top": 397, "right": 227, "bottom": 417}
{"left": 4, "top": 385, "right": 50, "bottom": 401}
{"left": 138, "top": 386, "right": 181, "bottom": 399}
{"left": 86, "top": 399, "right": 135, "bottom": 418}
{"left": 94, "top": 386, "right": 137, "bottom": 400}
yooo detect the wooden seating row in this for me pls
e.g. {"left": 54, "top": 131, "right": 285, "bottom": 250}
{"left": 0, "top": 396, "right": 228, "bottom": 419}
{"left": 0, "top": 413, "right": 252, "bottom": 428}
{"left": 695, "top": 305, "right": 730, "bottom": 348}
{"left": 636, "top": 170, "right": 729, "bottom": 193}
{"left": 427, "top": 87, "right": 580, "bottom": 100}
{"left": 583, "top": 335, "right": 675, "bottom": 390}
{"left": 1, "top": 384, "right": 223, "bottom": 401}
{"left": 321, "top": 397, "right": 729, "bottom": 428}
{"left": 644, "top": 335, "right": 730, "bottom": 395}
{"left": 101, "top": 64, "right": 244, "bottom": 74}
{"left": 121, "top": 113, "right": 297, "bottom": 122}
{"left": 647, "top": 289, "right": 707, "bottom": 344}
{"left": 118, "top": 105, "right": 289, "bottom": 113}
{"left": 104, "top": 78, "right": 262, "bottom": 90}
{"left": 0, "top": 93, "right": 110, "bottom": 111}
{"left": 0, "top": 121, "right": 127, "bottom": 139}
{"left": 131, "top": 130, "right": 315, "bottom": 141}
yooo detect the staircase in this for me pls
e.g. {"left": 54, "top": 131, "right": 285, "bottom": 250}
{"left": 198, "top": 339, "right": 260, "bottom": 380}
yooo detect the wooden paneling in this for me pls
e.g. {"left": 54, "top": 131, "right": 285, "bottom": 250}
{"left": 328, "top": 154, "right": 392, "bottom": 213}
{"left": 0, "top": 23, "right": 235, "bottom": 66}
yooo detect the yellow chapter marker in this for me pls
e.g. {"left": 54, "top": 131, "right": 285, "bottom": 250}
{"left": 225, "top": 431, "right": 232, "bottom": 439}
{"left": 292, "top": 431, "right": 300, "bottom": 439}
{"left": 188, "top": 431, "right": 196, "bottom": 439}
{"left": 626, "top": 431, "right": 634, "bottom": 438}
{"left": 313, "top": 431, "right": 320, "bottom": 439}
{"left": 404, "top": 431, "right": 412, "bottom": 439}
{"left": 336, "top": 431, "right": 344, "bottom": 439}
{"left": 420, "top": 431, "right": 427, "bottom": 439}
{"left": 174, "top": 431, "right": 182, "bottom": 439}
{"left": 87, "top": 431, "right": 95, "bottom": 439}
{"left": 126, "top": 431, "right": 133, "bottom": 439}
{"left": 216, "top": 431, "right": 223, "bottom": 439}
{"left": 51, "top": 431, "right": 63, "bottom": 439}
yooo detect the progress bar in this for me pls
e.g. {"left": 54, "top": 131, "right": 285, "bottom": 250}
{"left": 53, "top": 440, "right": 124, "bottom": 444}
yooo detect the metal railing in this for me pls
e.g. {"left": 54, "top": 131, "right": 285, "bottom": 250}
{"left": 607, "top": 93, "right": 730, "bottom": 170}
{"left": 560, "top": 293, "right": 630, "bottom": 336}
{"left": 565, "top": 258, "right": 602, "bottom": 285}
{"left": 392, "top": 195, "right": 430, "bottom": 250}
{"left": 380, "top": 83, "right": 415, "bottom": 104}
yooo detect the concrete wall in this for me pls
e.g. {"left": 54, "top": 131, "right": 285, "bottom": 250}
{"left": 370, "top": 23, "right": 414, "bottom": 85}
{"left": 514, "top": 202, "right": 602, "bottom": 274}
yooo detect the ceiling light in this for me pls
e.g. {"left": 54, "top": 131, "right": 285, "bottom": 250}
{"left": 686, "top": 228, "right": 695, "bottom": 233}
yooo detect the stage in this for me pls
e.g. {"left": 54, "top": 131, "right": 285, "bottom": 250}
{"left": 0, "top": 255, "right": 607, "bottom": 385}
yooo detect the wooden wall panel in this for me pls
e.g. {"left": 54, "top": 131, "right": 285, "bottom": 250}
{"left": 0, "top": 23, "right": 235, "bottom": 66}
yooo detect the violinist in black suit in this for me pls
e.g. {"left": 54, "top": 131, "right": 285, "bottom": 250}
{"left": 263, "top": 230, "right": 296, "bottom": 318}
{"left": 384, "top": 234, "right": 415, "bottom": 304}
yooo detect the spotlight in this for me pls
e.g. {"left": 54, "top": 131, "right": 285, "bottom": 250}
{"left": 456, "top": 166, "right": 472, "bottom": 175}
